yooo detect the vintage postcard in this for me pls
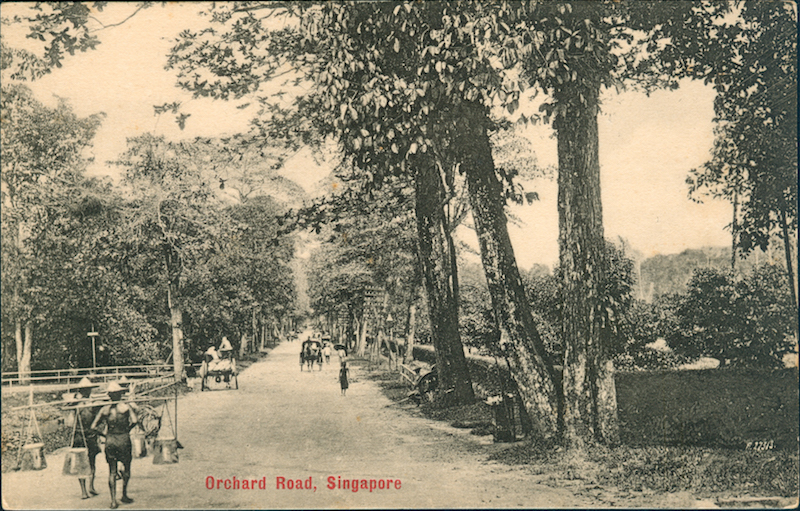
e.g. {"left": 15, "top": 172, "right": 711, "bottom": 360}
{"left": 2, "top": 2, "right": 797, "bottom": 509}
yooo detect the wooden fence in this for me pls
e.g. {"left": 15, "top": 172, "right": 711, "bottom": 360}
{"left": 1, "top": 364, "right": 174, "bottom": 387}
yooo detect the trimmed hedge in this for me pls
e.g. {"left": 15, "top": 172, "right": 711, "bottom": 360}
{"left": 412, "top": 345, "right": 799, "bottom": 449}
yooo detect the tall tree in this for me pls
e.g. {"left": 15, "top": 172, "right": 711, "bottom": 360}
{"left": 167, "top": 2, "right": 479, "bottom": 405}
{"left": 299, "top": 168, "right": 422, "bottom": 359}
{"left": 25, "top": 179, "right": 167, "bottom": 368}
{"left": 513, "top": 1, "right": 622, "bottom": 448}
{"left": 114, "top": 134, "right": 227, "bottom": 379}
{"left": 688, "top": 1, "right": 798, "bottom": 313}
{"left": 1, "top": 83, "right": 103, "bottom": 379}
{"left": 480, "top": 0, "right": 734, "bottom": 448}
{"left": 164, "top": 1, "right": 751, "bottom": 445}
{"left": 181, "top": 196, "right": 296, "bottom": 354}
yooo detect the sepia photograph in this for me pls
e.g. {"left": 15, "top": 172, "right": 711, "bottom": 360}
{"left": 1, "top": 1, "right": 797, "bottom": 509}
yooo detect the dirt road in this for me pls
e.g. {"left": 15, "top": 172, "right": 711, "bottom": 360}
{"left": 3, "top": 330, "right": 588, "bottom": 509}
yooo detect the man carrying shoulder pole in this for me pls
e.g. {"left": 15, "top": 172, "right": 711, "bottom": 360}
{"left": 91, "top": 381, "right": 137, "bottom": 509}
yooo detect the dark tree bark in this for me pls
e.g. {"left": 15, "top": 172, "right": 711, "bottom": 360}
{"left": 165, "top": 246, "right": 185, "bottom": 381}
{"left": 414, "top": 156, "right": 474, "bottom": 406}
{"left": 457, "top": 102, "right": 560, "bottom": 441}
{"left": 403, "top": 282, "right": 419, "bottom": 364}
{"left": 780, "top": 206, "right": 798, "bottom": 323}
{"left": 554, "top": 84, "right": 619, "bottom": 449}
{"left": 345, "top": 304, "right": 356, "bottom": 350}
{"left": 731, "top": 188, "right": 738, "bottom": 273}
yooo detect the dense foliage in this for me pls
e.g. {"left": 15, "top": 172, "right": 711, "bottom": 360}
{"left": 1, "top": 86, "right": 300, "bottom": 374}
{"left": 669, "top": 265, "right": 796, "bottom": 368}
{"left": 301, "top": 168, "right": 424, "bottom": 353}
{"left": 687, "top": 1, "right": 798, "bottom": 309}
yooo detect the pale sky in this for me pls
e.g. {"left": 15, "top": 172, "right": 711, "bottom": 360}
{"left": 506, "top": 80, "right": 730, "bottom": 267}
{"left": 2, "top": 2, "right": 732, "bottom": 269}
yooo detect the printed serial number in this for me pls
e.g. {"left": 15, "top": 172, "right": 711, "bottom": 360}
{"left": 746, "top": 440, "right": 774, "bottom": 451}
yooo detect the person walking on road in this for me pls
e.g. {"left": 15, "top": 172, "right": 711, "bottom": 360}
{"left": 74, "top": 378, "right": 101, "bottom": 499}
{"left": 323, "top": 343, "right": 331, "bottom": 364}
{"left": 91, "top": 382, "right": 138, "bottom": 509}
{"left": 339, "top": 361, "right": 350, "bottom": 396}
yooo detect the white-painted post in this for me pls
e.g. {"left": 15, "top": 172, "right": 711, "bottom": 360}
{"left": 87, "top": 331, "right": 100, "bottom": 369}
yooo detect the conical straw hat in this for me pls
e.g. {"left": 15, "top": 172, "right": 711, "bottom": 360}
{"left": 106, "top": 381, "right": 125, "bottom": 394}
{"left": 73, "top": 377, "right": 98, "bottom": 389}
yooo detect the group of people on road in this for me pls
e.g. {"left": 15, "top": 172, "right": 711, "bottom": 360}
{"left": 61, "top": 377, "right": 138, "bottom": 508}
{"left": 301, "top": 331, "right": 350, "bottom": 396}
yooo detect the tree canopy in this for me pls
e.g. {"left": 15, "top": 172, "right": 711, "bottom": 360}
{"left": 688, "top": 1, "right": 798, "bottom": 310}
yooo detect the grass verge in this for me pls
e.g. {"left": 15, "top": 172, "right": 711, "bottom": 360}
{"left": 367, "top": 365, "right": 799, "bottom": 502}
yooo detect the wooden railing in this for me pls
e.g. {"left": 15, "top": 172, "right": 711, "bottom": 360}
{"left": 1, "top": 364, "right": 174, "bottom": 387}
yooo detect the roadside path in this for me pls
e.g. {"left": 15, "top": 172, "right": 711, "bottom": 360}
{"left": 2, "top": 330, "right": 587, "bottom": 509}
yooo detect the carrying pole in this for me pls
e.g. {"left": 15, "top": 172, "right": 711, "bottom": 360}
{"left": 174, "top": 382, "right": 178, "bottom": 440}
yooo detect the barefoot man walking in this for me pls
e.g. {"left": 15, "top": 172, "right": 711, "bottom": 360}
{"left": 70, "top": 377, "right": 102, "bottom": 499}
{"left": 91, "top": 382, "right": 138, "bottom": 509}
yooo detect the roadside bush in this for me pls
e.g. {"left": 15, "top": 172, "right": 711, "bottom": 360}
{"left": 668, "top": 265, "right": 796, "bottom": 368}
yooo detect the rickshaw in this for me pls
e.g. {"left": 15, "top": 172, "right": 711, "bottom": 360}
{"left": 407, "top": 365, "right": 438, "bottom": 404}
{"left": 200, "top": 349, "right": 238, "bottom": 391}
{"left": 300, "top": 339, "right": 323, "bottom": 371}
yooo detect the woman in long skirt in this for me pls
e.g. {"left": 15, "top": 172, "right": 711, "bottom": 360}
{"left": 339, "top": 362, "right": 349, "bottom": 396}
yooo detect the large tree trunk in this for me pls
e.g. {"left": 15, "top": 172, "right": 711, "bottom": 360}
{"left": 555, "top": 85, "right": 619, "bottom": 449}
{"left": 780, "top": 206, "right": 799, "bottom": 331}
{"left": 356, "top": 315, "right": 368, "bottom": 356}
{"left": 458, "top": 102, "right": 560, "bottom": 440}
{"left": 731, "top": 188, "right": 739, "bottom": 273}
{"left": 345, "top": 305, "right": 356, "bottom": 351}
{"left": 19, "top": 322, "right": 32, "bottom": 384}
{"left": 167, "top": 284, "right": 185, "bottom": 381}
{"left": 414, "top": 157, "right": 474, "bottom": 406}
{"left": 14, "top": 220, "right": 30, "bottom": 382}
{"left": 164, "top": 246, "right": 185, "bottom": 381}
{"left": 446, "top": 217, "right": 460, "bottom": 308}
{"left": 404, "top": 302, "right": 417, "bottom": 364}
{"left": 252, "top": 309, "right": 258, "bottom": 352}
{"left": 261, "top": 323, "right": 266, "bottom": 350}
{"left": 15, "top": 319, "right": 24, "bottom": 376}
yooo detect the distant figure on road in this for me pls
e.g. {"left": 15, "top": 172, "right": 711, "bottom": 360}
{"left": 91, "top": 382, "right": 138, "bottom": 509}
{"left": 323, "top": 343, "right": 331, "bottom": 364}
{"left": 339, "top": 362, "right": 350, "bottom": 396}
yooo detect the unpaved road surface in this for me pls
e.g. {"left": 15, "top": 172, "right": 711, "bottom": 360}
{"left": 3, "top": 330, "right": 588, "bottom": 509}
